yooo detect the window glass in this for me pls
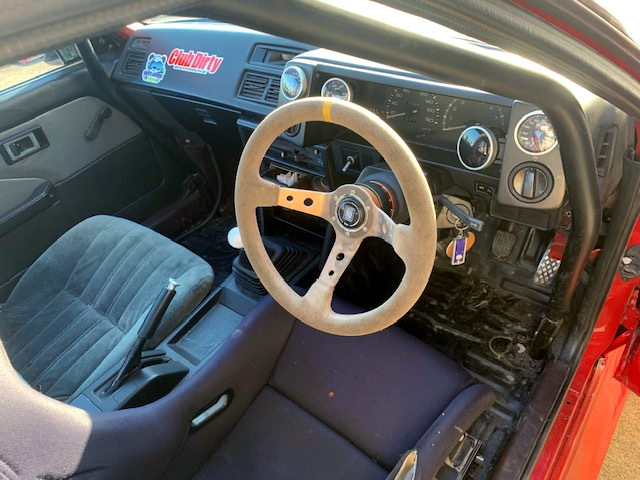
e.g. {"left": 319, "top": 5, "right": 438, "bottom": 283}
{"left": 0, "top": 45, "right": 80, "bottom": 92}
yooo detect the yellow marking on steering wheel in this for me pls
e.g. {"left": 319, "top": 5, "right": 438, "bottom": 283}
{"left": 322, "top": 101, "right": 333, "bottom": 122}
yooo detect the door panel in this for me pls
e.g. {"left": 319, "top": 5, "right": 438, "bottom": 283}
{"left": 0, "top": 177, "right": 53, "bottom": 237}
{"left": 0, "top": 97, "right": 142, "bottom": 182}
{"left": 0, "top": 71, "right": 187, "bottom": 301}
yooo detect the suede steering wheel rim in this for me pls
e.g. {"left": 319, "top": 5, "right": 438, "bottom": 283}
{"left": 235, "top": 97, "right": 437, "bottom": 335}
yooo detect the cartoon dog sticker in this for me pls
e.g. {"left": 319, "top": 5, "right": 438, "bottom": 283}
{"left": 141, "top": 53, "right": 167, "bottom": 84}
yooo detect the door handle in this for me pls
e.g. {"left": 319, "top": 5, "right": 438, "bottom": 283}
{"left": 0, "top": 127, "right": 49, "bottom": 164}
{"left": 84, "top": 107, "right": 112, "bottom": 141}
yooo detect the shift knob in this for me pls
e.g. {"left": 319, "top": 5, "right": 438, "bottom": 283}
{"left": 227, "top": 226, "right": 243, "bottom": 249}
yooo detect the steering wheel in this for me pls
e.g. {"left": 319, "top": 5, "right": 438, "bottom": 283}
{"left": 235, "top": 97, "right": 437, "bottom": 335}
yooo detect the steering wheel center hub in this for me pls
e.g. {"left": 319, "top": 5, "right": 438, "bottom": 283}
{"left": 336, "top": 195, "right": 367, "bottom": 230}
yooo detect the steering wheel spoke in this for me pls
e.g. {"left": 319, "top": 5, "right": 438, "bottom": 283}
{"left": 368, "top": 206, "right": 398, "bottom": 246}
{"left": 390, "top": 224, "right": 413, "bottom": 264}
{"left": 305, "top": 235, "right": 363, "bottom": 311}
{"left": 276, "top": 186, "right": 332, "bottom": 220}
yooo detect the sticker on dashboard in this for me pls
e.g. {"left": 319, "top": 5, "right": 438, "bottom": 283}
{"left": 167, "top": 48, "right": 224, "bottom": 75}
{"left": 141, "top": 53, "right": 167, "bottom": 84}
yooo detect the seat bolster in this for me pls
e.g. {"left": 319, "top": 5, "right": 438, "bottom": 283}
{"left": 387, "top": 383, "right": 496, "bottom": 480}
{"left": 0, "top": 339, "right": 191, "bottom": 480}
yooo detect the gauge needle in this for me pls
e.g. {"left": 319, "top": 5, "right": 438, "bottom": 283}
{"left": 386, "top": 112, "right": 407, "bottom": 119}
{"left": 442, "top": 124, "right": 467, "bottom": 131}
{"left": 532, "top": 130, "right": 540, "bottom": 151}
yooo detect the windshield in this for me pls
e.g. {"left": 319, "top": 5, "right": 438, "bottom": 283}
{"left": 595, "top": 0, "right": 640, "bottom": 43}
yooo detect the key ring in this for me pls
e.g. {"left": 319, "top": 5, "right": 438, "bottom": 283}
{"left": 454, "top": 218, "right": 469, "bottom": 234}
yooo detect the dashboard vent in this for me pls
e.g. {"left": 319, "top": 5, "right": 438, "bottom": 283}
{"left": 265, "top": 78, "right": 281, "bottom": 104}
{"left": 238, "top": 72, "right": 281, "bottom": 106}
{"left": 122, "top": 52, "right": 146, "bottom": 75}
{"left": 596, "top": 125, "right": 617, "bottom": 177}
{"left": 250, "top": 45, "right": 305, "bottom": 66}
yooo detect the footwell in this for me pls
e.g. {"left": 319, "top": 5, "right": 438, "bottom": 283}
{"left": 399, "top": 271, "right": 545, "bottom": 479}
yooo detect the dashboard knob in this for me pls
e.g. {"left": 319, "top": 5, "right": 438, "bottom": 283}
{"left": 510, "top": 165, "right": 552, "bottom": 202}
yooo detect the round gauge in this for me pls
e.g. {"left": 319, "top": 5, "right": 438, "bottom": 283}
{"left": 515, "top": 111, "right": 557, "bottom": 154}
{"left": 280, "top": 66, "right": 307, "bottom": 101}
{"left": 384, "top": 88, "right": 440, "bottom": 143}
{"left": 321, "top": 77, "right": 352, "bottom": 101}
{"left": 457, "top": 126, "right": 498, "bottom": 170}
{"left": 442, "top": 98, "right": 506, "bottom": 133}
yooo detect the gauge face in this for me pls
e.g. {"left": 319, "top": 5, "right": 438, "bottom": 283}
{"left": 280, "top": 66, "right": 307, "bottom": 101}
{"left": 384, "top": 88, "right": 440, "bottom": 142}
{"left": 442, "top": 98, "right": 506, "bottom": 133}
{"left": 457, "top": 126, "right": 498, "bottom": 170}
{"left": 515, "top": 111, "right": 557, "bottom": 154}
{"left": 321, "top": 77, "right": 352, "bottom": 101}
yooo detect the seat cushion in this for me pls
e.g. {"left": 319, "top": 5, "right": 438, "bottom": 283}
{"left": 0, "top": 215, "right": 213, "bottom": 401}
{"left": 269, "top": 322, "right": 476, "bottom": 469}
{"left": 194, "top": 386, "right": 389, "bottom": 480}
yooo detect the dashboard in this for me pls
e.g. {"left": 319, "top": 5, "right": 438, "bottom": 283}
{"left": 112, "top": 21, "right": 626, "bottom": 236}
{"left": 276, "top": 51, "right": 566, "bottom": 226}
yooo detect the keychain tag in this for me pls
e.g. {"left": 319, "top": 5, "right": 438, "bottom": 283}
{"left": 451, "top": 234, "right": 467, "bottom": 266}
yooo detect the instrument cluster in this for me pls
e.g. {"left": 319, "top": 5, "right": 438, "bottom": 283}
{"left": 316, "top": 74, "right": 511, "bottom": 154}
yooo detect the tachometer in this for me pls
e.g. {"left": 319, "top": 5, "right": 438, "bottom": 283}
{"left": 384, "top": 88, "right": 440, "bottom": 142}
{"left": 321, "top": 77, "right": 352, "bottom": 101}
{"left": 442, "top": 98, "right": 506, "bottom": 133}
{"left": 515, "top": 111, "right": 557, "bottom": 154}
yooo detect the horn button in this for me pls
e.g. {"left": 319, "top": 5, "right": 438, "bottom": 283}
{"left": 337, "top": 197, "right": 366, "bottom": 229}
{"left": 331, "top": 185, "right": 374, "bottom": 237}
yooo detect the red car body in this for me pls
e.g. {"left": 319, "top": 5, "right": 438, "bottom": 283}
{"left": 2, "top": 1, "right": 640, "bottom": 479}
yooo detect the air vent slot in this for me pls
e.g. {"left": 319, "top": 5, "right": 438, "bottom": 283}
{"left": 239, "top": 73, "right": 268, "bottom": 99}
{"left": 265, "top": 78, "right": 281, "bottom": 104}
{"left": 250, "top": 45, "right": 305, "bottom": 66}
{"left": 238, "top": 72, "right": 281, "bottom": 106}
{"left": 596, "top": 125, "right": 617, "bottom": 177}
{"left": 122, "top": 52, "right": 146, "bottom": 75}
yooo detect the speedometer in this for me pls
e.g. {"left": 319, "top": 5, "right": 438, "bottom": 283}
{"left": 384, "top": 88, "right": 440, "bottom": 143}
{"left": 515, "top": 111, "right": 557, "bottom": 154}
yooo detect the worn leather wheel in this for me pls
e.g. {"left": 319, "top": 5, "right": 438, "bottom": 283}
{"left": 235, "top": 97, "right": 437, "bottom": 335}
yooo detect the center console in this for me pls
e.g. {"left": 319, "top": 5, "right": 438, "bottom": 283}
{"left": 70, "top": 275, "right": 260, "bottom": 416}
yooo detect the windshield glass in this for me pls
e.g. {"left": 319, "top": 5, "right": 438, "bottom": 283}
{"left": 595, "top": 1, "right": 640, "bottom": 43}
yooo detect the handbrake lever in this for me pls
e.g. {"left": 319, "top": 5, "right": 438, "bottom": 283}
{"left": 103, "top": 279, "right": 179, "bottom": 395}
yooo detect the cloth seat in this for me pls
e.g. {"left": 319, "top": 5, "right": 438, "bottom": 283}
{"left": 0, "top": 215, "right": 214, "bottom": 402}
{"left": 195, "top": 317, "right": 496, "bottom": 479}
